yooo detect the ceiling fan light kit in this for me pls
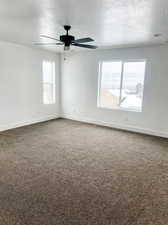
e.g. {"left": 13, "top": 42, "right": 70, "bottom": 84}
{"left": 34, "top": 25, "right": 98, "bottom": 51}
{"left": 64, "top": 46, "right": 70, "bottom": 51}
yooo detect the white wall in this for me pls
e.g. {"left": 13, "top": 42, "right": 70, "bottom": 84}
{"left": 0, "top": 41, "right": 60, "bottom": 131}
{"left": 1, "top": 41, "right": 168, "bottom": 137}
{"left": 61, "top": 45, "right": 168, "bottom": 138}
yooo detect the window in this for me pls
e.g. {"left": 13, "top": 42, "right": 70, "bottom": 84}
{"left": 98, "top": 60, "right": 146, "bottom": 112}
{"left": 42, "top": 61, "right": 55, "bottom": 104}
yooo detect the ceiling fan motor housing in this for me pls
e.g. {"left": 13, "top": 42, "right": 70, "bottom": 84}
{"left": 60, "top": 35, "right": 75, "bottom": 46}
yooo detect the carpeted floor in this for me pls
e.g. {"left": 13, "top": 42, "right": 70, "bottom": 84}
{"left": 0, "top": 118, "right": 168, "bottom": 225}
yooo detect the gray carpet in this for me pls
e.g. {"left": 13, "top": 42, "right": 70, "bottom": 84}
{"left": 0, "top": 118, "right": 168, "bottom": 225}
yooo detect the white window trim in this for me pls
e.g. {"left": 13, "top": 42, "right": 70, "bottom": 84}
{"left": 97, "top": 59, "right": 147, "bottom": 113}
{"left": 43, "top": 60, "right": 56, "bottom": 105}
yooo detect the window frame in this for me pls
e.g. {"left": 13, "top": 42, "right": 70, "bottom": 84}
{"left": 42, "top": 60, "right": 56, "bottom": 105}
{"left": 97, "top": 59, "right": 147, "bottom": 112}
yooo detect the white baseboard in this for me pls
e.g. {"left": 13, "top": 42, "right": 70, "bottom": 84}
{"left": 1, "top": 113, "right": 167, "bottom": 138}
{"left": 62, "top": 114, "right": 168, "bottom": 138}
{"left": 0, "top": 115, "right": 60, "bottom": 132}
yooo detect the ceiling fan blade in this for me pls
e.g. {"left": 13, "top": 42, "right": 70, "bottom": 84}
{"left": 72, "top": 37, "right": 94, "bottom": 44}
{"left": 72, "top": 43, "right": 97, "bottom": 49}
{"left": 40, "top": 35, "right": 62, "bottom": 42}
{"left": 33, "top": 43, "right": 63, "bottom": 45}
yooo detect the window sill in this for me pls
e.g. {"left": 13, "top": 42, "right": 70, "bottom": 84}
{"left": 97, "top": 105, "right": 142, "bottom": 113}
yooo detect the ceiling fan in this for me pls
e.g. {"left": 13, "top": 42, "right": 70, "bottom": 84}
{"left": 34, "top": 25, "right": 98, "bottom": 51}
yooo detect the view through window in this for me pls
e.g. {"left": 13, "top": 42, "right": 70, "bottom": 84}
{"left": 43, "top": 61, "right": 55, "bottom": 104}
{"left": 98, "top": 60, "right": 146, "bottom": 111}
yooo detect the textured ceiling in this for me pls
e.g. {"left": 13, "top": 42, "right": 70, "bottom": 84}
{"left": 0, "top": 0, "right": 168, "bottom": 52}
